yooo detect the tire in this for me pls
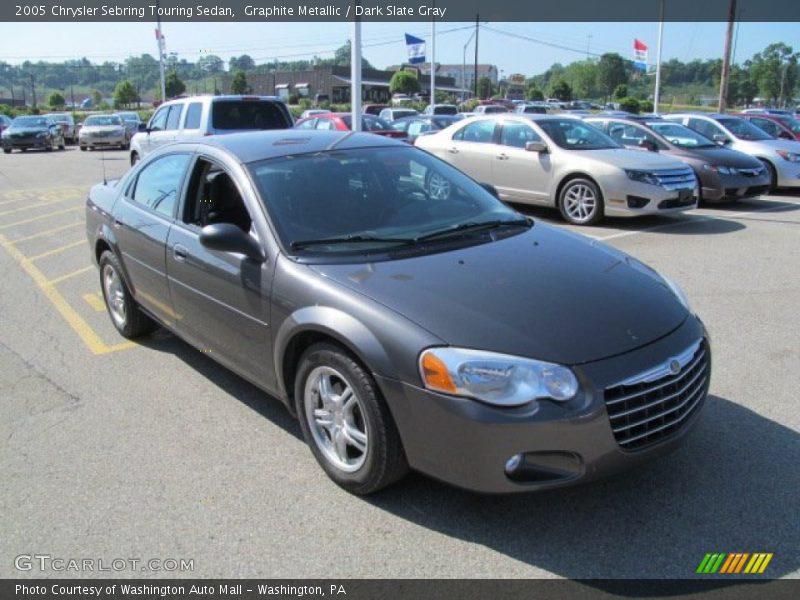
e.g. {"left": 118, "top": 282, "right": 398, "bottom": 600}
{"left": 759, "top": 159, "right": 778, "bottom": 192}
{"left": 45, "top": 139, "right": 53, "bottom": 152}
{"left": 80, "top": 146, "right": 86, "bottom": 151}
{"left": 2, "top": 148, "right": 10, "bottom": 154}
{"left": 59, "top": 140, "right": 66, "bottom": 150}
{"left": 98, "top": 251, "right": 158, "bottom": 339}
{"left": 558, "top": 177, "right": 605, "bottom": 225}
{"left": 294, "top": 342, "right": 408, "bottom": 495}
{"left": 130, "top": 151, "right": 139, "bottom": 166}
{"left": 424, "top": 169, "right": 452, "bottom": 201}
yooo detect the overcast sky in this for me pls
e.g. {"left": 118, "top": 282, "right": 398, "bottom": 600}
{"left": 1, "top": 21, "right": 797, "bottom": 75}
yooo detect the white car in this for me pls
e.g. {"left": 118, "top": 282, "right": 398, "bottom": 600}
{"left": 129, "top": 95, "right": 293, "bottom": 166}
{"left": 415, "top": 114, "right": 698, "bottom": 225}
{"left": 79, "top": 114, "right": 129, "bottom": 151}
{"left": 664, "top": 113, "right": 800, "bottom": 190}
{"left": 378, "top": 107, "right": 420, "bottom": 122}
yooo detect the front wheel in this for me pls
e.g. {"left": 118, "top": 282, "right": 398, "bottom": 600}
{"left": 98, "top": 251, "right": 157, "bottom": 339}
{"left": 80, "top": 145, "right": 87, "bottom": 151}
{"left": 2, "top": 148, "right": 10, "bottom": 154}
{"left": 295, "top": 343, "right": 408, "bottom": 495}
{"left": 759, "top": 159, "right": 778, "bottom": 192}
{"left": 559, "top": 177, "right": 604, "bottom": 225}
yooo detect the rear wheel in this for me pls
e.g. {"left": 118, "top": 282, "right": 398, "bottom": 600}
{"left": 80, "top": 146, "right": 87, "bottom": 151}
{"left": 559, "top": 177, "right": 604, "bottom": 225}
{"left": 98, "top": 251, "right": 158, "bottom": 339}
{"left": 295, "top": 343, "right": 408, "bottom": 495}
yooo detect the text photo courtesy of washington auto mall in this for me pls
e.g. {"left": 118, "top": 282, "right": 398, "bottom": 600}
{"left": 0, "top": 0, "right": 799, "bottom": 599}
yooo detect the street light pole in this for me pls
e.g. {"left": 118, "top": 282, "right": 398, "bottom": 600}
{"left": 351, "top": 1, "right": 362, "bottom": 130}
{"left": 155, "top": 0, "right": 167, "bottom": 102}
{"left": 462, "top": 29, "right": 476, "bottom": 102}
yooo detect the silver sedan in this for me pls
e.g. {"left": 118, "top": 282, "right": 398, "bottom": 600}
{"left": 416, "top": 114, "right": 699, "bottom": 225}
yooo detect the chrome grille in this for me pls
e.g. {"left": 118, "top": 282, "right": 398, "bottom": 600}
{"left": 604, "top": 340, "right": 709, "bottom": 451}
{"left": 652, "top": 167, "right": 697, "bottom": 191}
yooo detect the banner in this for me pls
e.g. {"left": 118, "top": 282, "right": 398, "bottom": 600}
{"left": 633, "top": 38, "right": 648, "bottom": 71}
{"left": 405, "top": 33, "right": 426, "bottom": 65}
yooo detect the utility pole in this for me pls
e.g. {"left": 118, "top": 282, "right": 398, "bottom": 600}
{"left": 30, "top": 74, "right": 36, "bottom": 108}
{"left": 718, "top": 0, "right": 737, "bottom": 112}
{"left": 653, "top": 0, "right": 665, "bottom": 114}
{"left": 351, "top": 1, "right": 362, "bottom": 130}
{"left": 430, "top": 5, "right": 435, "bottom": 109}
{"left": 473, "top": 14, "right": 479, "bottom": 99}
{"left": 155, "top": 0, "right": 167, "bottom": 102}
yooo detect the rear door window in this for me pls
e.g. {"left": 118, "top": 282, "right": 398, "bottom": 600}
{"left": 211, "top": 101, "right": 290, "bottom": 130}
{"left": 184, "top": 103, "right": 203, "bottom": 129}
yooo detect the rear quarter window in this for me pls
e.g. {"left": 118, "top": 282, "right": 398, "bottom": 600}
{"left": 184, "top": 103, "right": 203, "bottom": 129}
{"left": 211, "top": 101, "right": 290, "bottom": 130}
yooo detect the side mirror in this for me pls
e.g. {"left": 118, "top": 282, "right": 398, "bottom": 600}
{"left": 199, "top": 223, "right": 266, "bottom": 263}
{"left": 480, "top": 182, "right": 500, "bottom": 199}
{"left": 638, "top": 138, "right": 658, "bottom": 152}
{"left": 712, "top": 133, "right": 730, "bottom": 145}
{"left": 138, "top": 123, "right": 147, "bottom": 132}
{"left": 525, "top": 141, "right": 548, "bottom": 153}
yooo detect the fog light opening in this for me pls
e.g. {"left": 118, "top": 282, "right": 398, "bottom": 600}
{"left": 505, "top": 454, "right": 524, "bottom": 476}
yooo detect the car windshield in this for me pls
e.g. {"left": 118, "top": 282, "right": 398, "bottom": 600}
{"left": 117, "top": 112, "right": 140, "bottom": 122}
{"left": 45, "top": 114, "right": 69, "bottom": 122}
{"left": 84, "top": 115, "right": 122, "bottom": 126}
{"left": 537, "top": 118, "right": 620, "bottom": 150}
{"left": 717, "top": 117, "right": 773, "bottom": 141}
{"left": 211, "top": 100, "right": 290, "bottom": 130}
{"left": 248, "top": 146, "right": 524, "bottom": 257}
{"left": 341, "top": 115, "right": 393, "bottom": 131}
{"left": 392, "top": 110, "right": 418, "bottom": 119}
{"left": 13, "top": 116, "right": 49, "bottom": 127}
{"left": 647, "top": 122, "right": 717, "bottom": 148}
{"left": 776, "top": 116, "right": 800, "bottom": 134}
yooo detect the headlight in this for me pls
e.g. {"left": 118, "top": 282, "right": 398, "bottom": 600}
{"left": 702, "top": 164, "right": 733, "bottom": 175}
{"left": 624, "top": 169, "right": 660, "bottom": 185}
{"left": 661, "top": 274, "right": 691, "bottom": 311}
{"left": 776, "top": 150, "right": 800, "bottom": 162}
{"left": 419, "top": 347, "right": 578, "bottom": 406}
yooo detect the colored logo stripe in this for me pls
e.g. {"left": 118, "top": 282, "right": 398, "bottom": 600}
{"left": 697, "top": 553, "right": 773, "bottom": 574}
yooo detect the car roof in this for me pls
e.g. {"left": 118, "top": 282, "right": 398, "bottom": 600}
{"left": 178, "top": 130, "right": 403, "bottom": 163}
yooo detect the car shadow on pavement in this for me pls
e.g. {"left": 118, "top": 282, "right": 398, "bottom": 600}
{"left": 136, "top": 330, "right": 304, "bottom": 442}
{"left": 366, "top": 395, "right": 799, "bottom": 585}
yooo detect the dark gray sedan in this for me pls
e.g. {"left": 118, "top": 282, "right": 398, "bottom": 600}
{"left": 85, "top": 131, "right": 711, "bottom": 494}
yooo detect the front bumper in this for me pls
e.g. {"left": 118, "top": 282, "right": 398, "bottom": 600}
{"left": 378, "top": 316, "right": 709, "bottom": 493}
{"left": 80, "top": 134, "right": 127, "bottom": 147}
{"left": 699, "top": 170, "right": 771, "bottom": 202}
{"left": 774, "top": 160, "right": 800, "bottom": 188}
{"left": 2, "top": 136, "right": 51, "bottom": 149}
{"left": 603, "top": 179, "right": 698, "bottom": 217}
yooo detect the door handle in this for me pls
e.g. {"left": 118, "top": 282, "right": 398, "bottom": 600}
{"left": 496, "top": 153, "right": 509, "bottom": 160}
{"left": 173, "top": 244, "right": 188, "bottom": 262}
{"left": 113, "top": 218, "right": 124, "bottom": 229}
{"left": 447, "top": 147, "right": 459, "bottom": 154}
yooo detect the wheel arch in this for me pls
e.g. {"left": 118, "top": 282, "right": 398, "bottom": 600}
{"left": 554, "top": 171, "right": 605, "bottom": 207}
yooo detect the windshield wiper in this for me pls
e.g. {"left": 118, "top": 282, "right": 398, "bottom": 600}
{"left": 290, "top": 234, "right": 415, "bottom": 250}
{"left": 414, "top": 218, "right": 532, "bottom": 243}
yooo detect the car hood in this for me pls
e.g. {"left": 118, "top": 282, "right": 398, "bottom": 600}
{"left": 577, "top": 148, "right": 687, "bottom": 170}
{"left": 671, "top": 146, "right": 763, "bottom": 168}
{"left": 309, "top": 224, "right": 688, "bottom": 365}
{"left": 7, "top": 126, "right": 49, "bottom": 134}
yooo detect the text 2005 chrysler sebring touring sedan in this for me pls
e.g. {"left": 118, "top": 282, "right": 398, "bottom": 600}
{"left": 86, "top": 131, "right": 711, "bottom": 494}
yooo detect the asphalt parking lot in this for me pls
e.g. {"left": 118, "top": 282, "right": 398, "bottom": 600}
{"left": 1, "top": 146, "right": 798, "bottom": 580}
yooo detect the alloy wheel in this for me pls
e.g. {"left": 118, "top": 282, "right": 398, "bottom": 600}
{"left": 102, "top": 264, "right": 127, "bottom": 329}
{"left": 563, "top": 183, "right": 598, "bottom": 223}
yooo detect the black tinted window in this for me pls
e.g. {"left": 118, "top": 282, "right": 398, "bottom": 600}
{"left": 211, "top": 101, "right": 290, "bottom": 130}
{"left": 132, "top": 154, "right": 191, "bottom": 217}
{"left": 184, "top": 103, "right": 202, "bottom": 129}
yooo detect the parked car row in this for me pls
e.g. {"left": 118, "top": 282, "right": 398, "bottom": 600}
{"left": 1, "top": 115, "right": 67, "bottom": 153}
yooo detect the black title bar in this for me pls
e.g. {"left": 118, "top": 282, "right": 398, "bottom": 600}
{"left": 4, "top": 0, "right": 800, "bottom": 22}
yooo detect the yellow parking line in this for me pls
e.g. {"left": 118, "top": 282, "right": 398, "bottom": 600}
{"left": 11, "top": 221, "right": 83, "bottom": 243}
{"left": 0, "top": 196, "right": 78, "bottom": 217}
{"left": 0, "top": 186, "right": 86, "bottom": 205}
{"left": 48, "top": 265, "right": 94, "bottom": 285}
{"left": 27, "top": 239, "right": 85, "bottom": 262}
{"left": 0, "top": 207, "right": 82, "bottom": 230}
{"left": 0, "top": 232, "right": 135, "bottom": 355}
{"left": 82, "top": 292, "right": 107, "bottom": 312}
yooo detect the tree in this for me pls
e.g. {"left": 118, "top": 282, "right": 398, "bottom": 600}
{"left": 613, "top": 84, "right": 628, "bottom": 99}
{"left": 164, "top": 71, "right": 185, "bottom": 98}
{"left": 230, "top": 70, "right": 251, "bottom": 94}
{"left": 597, "top": 53, "right": 628, "bottom": 100}
{"left": 548, "top": 79, "right": 572, "bottom": 101}
{"left": 229, "top": 55, "right": 255, "bottom": 72}
{"left": 389, "top": 70, "right": 420, "bottom": 95}
{"left": 113, "top": 80, "right": 138, "bottom": 108}
{"left": 48, "top": 92, "right": 65, "bottom": 108}
{"left": 477, "top": 76, "right": 493, "bottom": 99}
{"left": 749, "top": 43, "right": 797, "bottom": 106}
{"left": 333, "top": 41, "right": 374, "bottom": 69}
{"left": 196, "top": 54, "right": 224, "bottom": 76}
{"left": 91, "top": 89, "right": 102, "bottom": 107}
{"left": 524, "top": 82, "right": 544, "bottom": 101}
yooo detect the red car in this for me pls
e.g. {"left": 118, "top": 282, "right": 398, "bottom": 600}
{"left": 294, "top": 112, "right": 406, "bottom": 140}
{"left": 736, "top": 112, "right": 800, "bottom": 141}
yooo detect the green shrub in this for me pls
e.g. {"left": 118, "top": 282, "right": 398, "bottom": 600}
{"left": 617, "top": 97, "right": 641, "bottom": 114}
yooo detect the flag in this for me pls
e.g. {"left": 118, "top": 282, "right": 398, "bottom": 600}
{"left": 633, "top": 39, "right": 648, "bottom": 71}
{"left": 405, "top": 34, "right": 425, "bottom": 65}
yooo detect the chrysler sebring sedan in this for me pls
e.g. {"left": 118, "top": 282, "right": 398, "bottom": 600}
{"left": 86, "top": 131, "right": 710, "bottom": 494}
{"left": 416, "top": 114, "right": 698, "bottom": 225}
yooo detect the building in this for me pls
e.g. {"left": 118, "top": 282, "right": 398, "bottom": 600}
{"left": 389, "top": 63, "right": 499, "bottom": 94}
{"left": 219, "top": 65, "right": 459, "bottom": 105}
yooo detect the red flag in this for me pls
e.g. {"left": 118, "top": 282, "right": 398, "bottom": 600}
{"left": 634, "top": 39, "right": 648, "bottom": 51}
